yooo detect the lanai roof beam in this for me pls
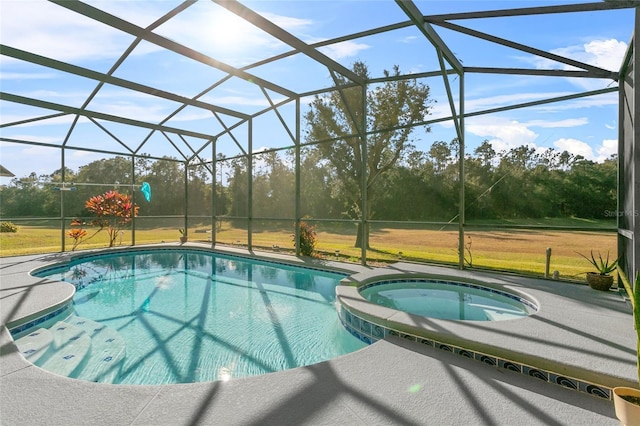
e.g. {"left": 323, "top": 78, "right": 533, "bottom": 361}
{"left": 395, "top": 0, "right": 463, "bottom": 75}
{"left": 425, "top": 1, "right": 638, "bottom": 21}
{"left": 213, "top": 0, "right": 364, "bottom": 85}
{"left": 0, "top": 92, "right": 215, "bottom": 140}
{"left": 434, "top": 20, "right": 618, "bottom": 79}
{"left": 49, "top": 0, "right": 296, "bottom": 99}
{"left": 0, "top": 45, "right": 249, "bottom": 120}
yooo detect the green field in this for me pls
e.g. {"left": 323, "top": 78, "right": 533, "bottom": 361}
{"left": 0, "top": 219, "right": 617, "bottom": 283}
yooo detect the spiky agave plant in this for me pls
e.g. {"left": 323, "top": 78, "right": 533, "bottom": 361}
{"left": 577, "top": 250, "right": 618, "bottom": 275}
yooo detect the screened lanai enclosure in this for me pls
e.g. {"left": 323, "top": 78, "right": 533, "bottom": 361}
{"left": 0, "top": 0, "right": 638, "bottom": 281}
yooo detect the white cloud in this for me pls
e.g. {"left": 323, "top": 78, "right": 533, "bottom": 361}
{"left": 520, "top": 38, "right": 627, "bottom": 90}
{"left": 523, "top": 118, "right": 588, "bottom": 128}
{"left": 399, "top": 35, "right": 418, "bottom": 44}
{"left": 553, "top": 137, "right": 616, "bottom": 162}
{"left": 1, "top": 1, "right": 312, "bottom": 68}
{"left": 579, "top": 39, "right": 628, "bottom": 72}
{"left": 553, "top": 138, "right": 593, "bottom": 159}
{"left": 261, "top": 12, "right": 313, "bottom": 31}
{"left": 0, "top": 1, "right": 137, "bottom": 63}
{"left": 465, "top": 116, "right": 538, "bottom": 152}
{"left": 458, "top": 92, "right": 571, "bottom": 116}
{"left": 166, "top": 110, "right": 215, "bottom": 122}
{"left": 431, "top": 91, "right": 573, "bottom": 119}
{"left": 531, "top": 92, "right": 618, "bottom": 112}
{"left": 89, "top": 102, "right": 170, "bottom": 122}
{"left": 201, "top": 95, "right": 279, "bottom": 107}
{"left": 319, "top": 41, "right": 370, "bottom": 60}
{"left": 523, "top": 39, "right": 627, "bottom": 71}
{"left": 0, "top": 72, "right": 57, "bottom": 80}
{"left": 598, "top": 139, "right": 617, "bottom": 160}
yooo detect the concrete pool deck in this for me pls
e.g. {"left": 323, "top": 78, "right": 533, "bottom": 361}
{"left": 0, "top": 246, "right": 636, "bottom": 425}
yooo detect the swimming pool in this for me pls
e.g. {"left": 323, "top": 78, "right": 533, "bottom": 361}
{"left": 27, "top": 249, "right": 366, "bottom": 385}
{"left": 359, "top": 279, "right": 537, "bottom": 321}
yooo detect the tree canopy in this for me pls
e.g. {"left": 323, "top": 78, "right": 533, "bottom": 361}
{"left": 304, "top": 61, "right": 433, "bottom": 247}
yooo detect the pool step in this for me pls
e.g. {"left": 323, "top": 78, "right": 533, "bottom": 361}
{"left": 37, "top": 321, "right": 92, "bottom": 378}
{"left": 66, "top": 316, "right": 126, "bottom": 383}
{"left": 13, "top": 316, "right": 126, "bottom": 383}
{"left": 14, "top": 327, "right": 54, "bottom": 363}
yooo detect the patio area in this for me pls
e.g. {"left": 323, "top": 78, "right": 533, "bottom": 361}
{"left": 0, "top": 245, "right": 635, "bottom": 425}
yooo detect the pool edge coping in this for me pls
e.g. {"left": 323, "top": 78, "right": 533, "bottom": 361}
{"left": 335, "top": 272, "right": 635, "bottom": 399}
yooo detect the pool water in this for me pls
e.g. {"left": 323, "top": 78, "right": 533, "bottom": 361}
{"left": 33, "top": 250, "right": 366, "bottom": 384}
{"left": 360, "top": 280, "right": 535, "bottom": 321}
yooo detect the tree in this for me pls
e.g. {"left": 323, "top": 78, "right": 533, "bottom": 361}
{"left": 187, "top": 163, "right": 212, "bottom": 217}
{"left": 429, "top": 141, "right": 452, "bottom": 174}
{"left": 227, "top": 156, "right": 248, "bottom": 217}
{"left": 141, "top": 157, "right": 185, "bottom": 215}
{"left": 304, "top": 61, "right": 432, "bottom": 247}
{"left": 252, "top": 150, "right": 295, "bottom": 219}
{"left": 299, "top": 147, "right": 341, "bottom": 218}
{"left": 0, "top": 173, "right": 58, "bottom": 217}
{"left": 71, "top": 156, "right": 135, "bottom": 217}
{"left": 84, "top": 190, "right": 139, "bottom": 247}
{"left": 563, "top": 156, "right": 617, "bottom": 218}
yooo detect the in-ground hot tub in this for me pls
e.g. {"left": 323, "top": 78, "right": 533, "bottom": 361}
{"left": 359, "top": 279, "right": 537, "bottom": 321}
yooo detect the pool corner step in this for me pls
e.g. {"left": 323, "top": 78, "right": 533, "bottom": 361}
{"left": 65, "top": 316, "right": 126, "bottom": 383}
{"left": 13, "top": 327, "right": 54, "bottom": 363}
{"left": 36, "top": 321, "right": 91, "bottom": 378}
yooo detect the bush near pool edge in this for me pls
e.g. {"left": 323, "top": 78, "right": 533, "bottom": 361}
{"left": 293, "top": 219, "right": 317, "bottom": 256}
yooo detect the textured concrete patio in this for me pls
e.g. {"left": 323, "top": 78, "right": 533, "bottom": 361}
{"left": 0, "top": 247, "right": 635, "bottom": 425}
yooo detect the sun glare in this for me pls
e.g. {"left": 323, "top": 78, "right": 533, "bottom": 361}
{"left": 207, "top": 13, "right": 253, "bottom": 53}
{"left": 218, "top": 367, "right": 232, "bottom": 382}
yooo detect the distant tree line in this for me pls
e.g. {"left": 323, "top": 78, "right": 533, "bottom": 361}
{"left": 0, "top": 61, "right": 617, "bottom": 235}
{"left": 0, "top": 142, "right": 617, "bottom": 224}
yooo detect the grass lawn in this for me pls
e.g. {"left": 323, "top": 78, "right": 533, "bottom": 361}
{"left": 0, "top": 222, "right": 617, "bottom": 283}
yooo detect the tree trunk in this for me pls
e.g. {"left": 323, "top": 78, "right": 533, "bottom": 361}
{"left": 354, "top": 222, "right": 369, "bottom": 249}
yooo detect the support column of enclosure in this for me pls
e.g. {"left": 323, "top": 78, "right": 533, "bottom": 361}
{"left": 632, "top": 8, "right": 639, "bottom": 279}
{"left": 183, "top": 158, "right": 188, "bottom": 238}
{"left": 61, "top": 147, "right": 66, "bottom": 252}
{"left": 360, "top": 81, "right": 368, "bottom": 265}
{"left": 211, "top": 138, "right": 216, "bottom": 248}
{"left": 247, "top": 119, "right": 253, "bottom": 249}
{"left": 458, "top": 72, "right": 465, "bottom": 270}
{"left": 618, "top": 8, "right": 639, "bottom": 282}
{"left": 397, "top": 0, "right": 466, "bottom": 269}
{"left": 436, "top": 49, "right": 465, "bottom": 270}
{"left": 131, "top": 154, "right": 136, "bottom": 246}
{"left": 295, "top": 98, "right": 301, "bottom": 257}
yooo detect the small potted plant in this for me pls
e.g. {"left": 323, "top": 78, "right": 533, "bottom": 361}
{"left": 178, "top": 228, "right": 188, "bottom": 244}
{"left": 613, "top": 265, "right": 640, "bottom": 425}
{"left": 576, "top": 250, "right": 618, "bottom": 291}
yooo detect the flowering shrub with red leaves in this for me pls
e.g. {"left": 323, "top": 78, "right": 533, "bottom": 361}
{"left": 85, "top": 191, "right": 139, "bottom": 247}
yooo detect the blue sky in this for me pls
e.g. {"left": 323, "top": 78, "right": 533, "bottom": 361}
{"left": 0, "top": 0, "right": 636, "bottom": 185}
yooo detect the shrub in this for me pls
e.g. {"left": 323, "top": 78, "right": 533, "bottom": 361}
{"left": 85, "top": 190, "right": 139, "bottom": 247}
{"left": 0, "top": 222, "right": 18, "bottom": 233}
{"left": 67, "top": 219, "right": 88, "bottom": 251}
{"left": 293, "top": 218, "right": 317, "bottom": 256}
